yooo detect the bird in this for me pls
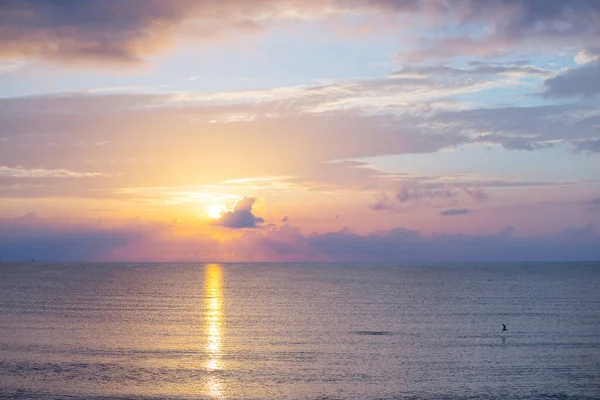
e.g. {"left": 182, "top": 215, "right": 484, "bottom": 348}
{"left": 502, "top": 324, "right": 507, "bottom": 331}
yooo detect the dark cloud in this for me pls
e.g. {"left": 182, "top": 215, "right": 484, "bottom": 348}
{"left": 440, "top": 209, "right": 470, "bottom": 216}
{"left": 543, "top": 61, "right": 600, "bottom": 98}
{"left": 215, "top": 196, "right": 264, "bottom": 228}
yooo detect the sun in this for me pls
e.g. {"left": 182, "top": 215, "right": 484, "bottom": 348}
{"left": 208, "top": 205, "right": 225, "bottom": 219}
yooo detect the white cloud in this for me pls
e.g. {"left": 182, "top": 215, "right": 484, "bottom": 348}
{"left": 575, "top": 50, "right": 600, "bottom": 65}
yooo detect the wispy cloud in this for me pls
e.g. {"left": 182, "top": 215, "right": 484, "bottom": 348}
{"left": 370, "top": 181, "right": 488, "bottom": 212}
{"left": 0, "top": 166, "right": 109, "bottom": 178}
{"left": 391, "top": 64, "right": 551, "bottom": 79}
{"left": 0, "top": 59, "right": 27, "bottom": 74}
{"left": 1, "top": 86, "right": 598, "bottom": 204}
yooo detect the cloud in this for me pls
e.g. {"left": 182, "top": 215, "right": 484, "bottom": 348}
{"left": 214, "top": 196, "right": 264, "bottom": 228}
{"left": 0, "top": 165, "right": 108, "bottom": 178}
{"left": 574, "top": 138, "right": 600, "bottom": 154}
{"left": 1, "top": 214, "right": 598, "bottom": 262}
{"left": 396, "top": 0, "right": 600, "bottom": 62}
{"left": 440, "top": 209, "right": 470, "bottom": 216}
{"left": 391, "top": 63, "right": 550, "bottom": 79}
{"left": 2, "top": 0, "right": 599, "bottom": 67}
{"left": 370, "top": 193, "right": 395, "bottom": 211}
{"left": 303, "top": 224, "right": 600, "bottom": 262}
{"left": 543, "top": 61, "right": 600, "bottom": 98}
{"left": 501, "top": 138, "right": 556, "bottom": 151}
{"left": 0, "top": 91, "right": 469, "bottom": 194}
{"left": 371, "top": 181, "right": 489, "bottom": 211}
{"left": 434, "top": 103, "right": 600, "bottom": 153}
{"left": 574, "top": 47, "right": 600, "bottom": 65}
{"left": 0, "top": 82, "right": 598, "bottom": 203}
{"left": 5, "top": 74, "right": 596, "bottom": 154}
{"left": 0, "top": 0, "right": 411, "bottom": 66}
{"left": 0, "top": 67, "right": 597, "bottom": 202}
{"left": 0, "top": 213, "right": 154, "bottom": 261}
{"left": 395, "top": 181, "right": 455, "bottom": 203}
{"left": 462, "top": 187, "right": 489, "bottom": 202}
{"left": 0, "top": 59, "right": 27, "bottom": 74}
{"left": 2, "top": 99, "right": 591, "bottom": 204}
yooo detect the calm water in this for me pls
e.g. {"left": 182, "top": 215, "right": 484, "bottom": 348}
{"left": 0, "top": 262, "right": 599, "bottom": 399}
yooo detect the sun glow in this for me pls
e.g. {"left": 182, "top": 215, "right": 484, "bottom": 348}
{"left": 208, "top": 204, "right": 226, "bottom": 219}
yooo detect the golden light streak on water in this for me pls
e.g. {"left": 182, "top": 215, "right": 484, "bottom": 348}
{"left": 204, "top": 264, "right": 224, "bottom": 398}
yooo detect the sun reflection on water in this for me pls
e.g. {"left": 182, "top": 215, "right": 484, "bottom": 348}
{"left": 205, "top": 264, "right": 224, "bottom": 398}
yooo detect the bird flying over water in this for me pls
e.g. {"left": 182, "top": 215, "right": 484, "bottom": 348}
{"left": 502, "top": 324, "right": 507, "bottom": 331}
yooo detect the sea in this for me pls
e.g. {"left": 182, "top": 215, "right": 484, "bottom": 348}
{"left": 0, "top": 262, "right": 599, "bottom": 400}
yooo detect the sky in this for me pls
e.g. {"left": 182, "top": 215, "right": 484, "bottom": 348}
{"left": 1, "top": 0, "right": 599, "bottom": 262}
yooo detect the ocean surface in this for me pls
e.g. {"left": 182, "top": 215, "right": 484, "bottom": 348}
{"left": 0, "top": 262, "right": 599, "bottom": 400}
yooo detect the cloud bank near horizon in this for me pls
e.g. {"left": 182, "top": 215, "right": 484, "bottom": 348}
{"left": 0, "top": 214, "right": 598, "bottom": 262}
